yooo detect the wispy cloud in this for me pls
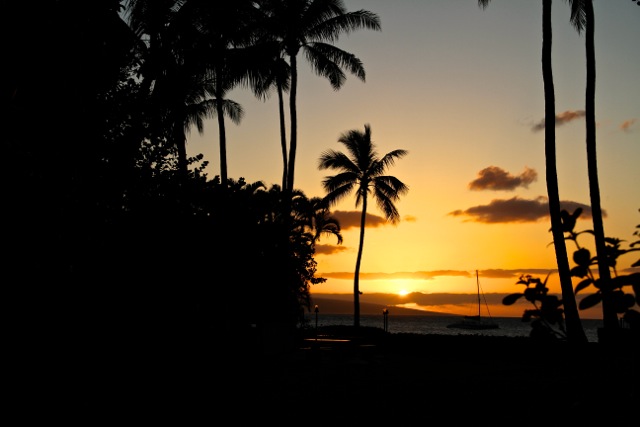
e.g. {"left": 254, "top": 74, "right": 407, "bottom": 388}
{"left": 480, "top": 268, "right": 557, "bottom": 279}
{"left": 316, "top": 211, "right": 416, "bottom": 256}
{"left": 332, "top": 210, "right": 389, "bottom": 230}
{"left": 318, "top": 268, "right": 560, "bottom": 282}
{"left": 315, "top": 244, "right": 350, "bottom": 255}
{"left": 469, "top": 166, "right": 537, "bottom": 191}
{"left": 620, "top": 118, "right": 637, "bottom": 132}
{"left": 320, "top": 270, "right": 473, "bottom": 281}
{"left": 448, "top": 196, "right": 597, "bottom": 223}
{"left": 531, "top": 110, "right": 585, "bottom": 132}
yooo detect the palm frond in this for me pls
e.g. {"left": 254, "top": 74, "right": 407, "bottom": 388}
{"left": 379, "top": 149, "right": 409, "bottom": 169}
{"left": 375, "top": 176, "right": 409, "bottom": 202}
{"left": 322, "top": 171, "right": 357, "bottom": 194}
{"left": 222, "top": 99, "right": 244, "bottom": 124}
{"left": 322, "top": 177, "right": 356, "bottom": 207}
{"left": 304, "top": 46, "right": 346, "bottom": 89}
{"left": 310, "top": 10, "right": 381, "bottom": 42}
{"left": 308, "top": 42, "right": 366, "bottom": 81}
{"left": 566, "top": 0, "right": 587, "bottom": 33}
{"left": 318, "top": 150, "right": 356, "bottom": 171}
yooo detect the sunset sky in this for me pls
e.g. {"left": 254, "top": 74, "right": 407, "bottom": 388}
{"left": 187, "top": 0, "right": 639, "bottom": 319}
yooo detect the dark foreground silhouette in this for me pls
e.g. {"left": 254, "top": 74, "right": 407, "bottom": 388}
{"left": 15, "top": 325, "right": 636, "bottom": 425}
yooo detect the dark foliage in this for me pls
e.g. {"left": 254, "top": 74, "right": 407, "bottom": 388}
{"left": 4, "top": 1, "right": 333, "bottom": 366}
{"left": 564, "top": 208, "right": 640, "bottom": 332}
{"left": 503, "top": 273, "right": 568, "bottom": 340}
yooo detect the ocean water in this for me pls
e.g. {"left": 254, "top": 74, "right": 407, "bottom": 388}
{"left": 305, "top": 314, "right": 604, "bottom": 343}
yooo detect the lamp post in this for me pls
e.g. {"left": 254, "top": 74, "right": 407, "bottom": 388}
{"left": 314, "top": 305, "right": 319, "bottom": 340}
{"left": 383, "top": 308, "right": 389, "bottom": 333}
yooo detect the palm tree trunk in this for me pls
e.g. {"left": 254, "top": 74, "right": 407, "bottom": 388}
{"left": 353, "top": 196, "right": 368, "bottom": 328}
{"left": 584, "top": 0, "right": 617, "bottom": 330}
{"left": 286, "top": 54, "right": 298, "bottom": 194}
{"left": 542, "top": 0, "right": 587, "bottom": 343}
{"left": 277, "top": 83, "right": 288, "bottom": 190}
{"left": 215, "top": 73, "right": 228, "bottom": 188}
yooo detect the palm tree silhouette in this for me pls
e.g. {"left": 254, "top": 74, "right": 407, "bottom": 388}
{"left": 259, "top": 0, "right": 381, "bottom": 194}
{"left": 292, "top": 195, "right": 343, "bottom": 245}
{"left": 126, "top": 0, "right": 192, "bottom": 173}
{"left": 184, "top": 0, "right": 264, "bottom": 189}
{"left": 318, "top": 124, "right": 408, "bottom": 328}
{"left": 478, "top": 0, "right": 587, "bottom": 343}
{"left": 248, "top": 43, "right": 292, "bottom": 190}
{"left": 128, "top": 1, "right": 280, "bottom": 187}
{"left": 581, "top": 1, "right": 618, "bottom": 330}
{"left": 559, "top": 0, "right": 619, "bottom": 332}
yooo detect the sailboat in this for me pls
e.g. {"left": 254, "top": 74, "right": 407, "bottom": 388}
{"left": 447, "top": 270, "right": 499, "bottom": 330}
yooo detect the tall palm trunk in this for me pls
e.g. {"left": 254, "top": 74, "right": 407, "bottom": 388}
{"left": 542, "top": 0, "right": 587, "bottom": 343}
{"left": 584, "top": 1, "right": 617, "bottom": 330}
{"left": 277, "top": 82, "right": 288, "bottom": 190}
{"left": 353, "top": 195, "right": 368, "bottom": 328}
{"left": 215, "top": 69, "right": 228, "bottom": 188}
{"left": 286, "top": 54, "right": 298, "bottom": 194}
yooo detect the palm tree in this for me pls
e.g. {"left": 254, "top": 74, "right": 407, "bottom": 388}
{"left": 292, "top": 195, "right": 343, "bottom": 245}
{"left": 125, "top": 0, "right": 176, "bottom": 96}
{"left": 125, "top": 0, "right": 190, "bottom": 171}
{"left": 246, "top": 42, "right": 292, "bottom": 190}
{"left": 258, "top": 0, "right": 381, "bottom": 194}
{"left": 163, "top": 70, "right": 221, "bottom": 177}
{"left": 308, "top": 197, "right": 344, "bottom": 245}
{"left": 581, "top": 0, "right": 618, "bottom": 331}
{"left": 478, "top": 0, "right": 587, "bottom": 343}
{"left": 125, "top": 0, "right": 224, "bottom": 176}
{"left": 562, "top": 0, "right": 619, "bottom": 332}
{"left": 182, "top": 0, "right": 265, "bottom": 188}
{"left": 318, "top": 124, "right": 408, "bottom": 328}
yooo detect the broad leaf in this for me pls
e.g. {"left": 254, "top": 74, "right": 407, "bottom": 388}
{"left": 573, "top": 248, "right": 591, "bottom": 267}
{"left": 523, "top": 287, "right": 538, "bottom": 302}
{"left": 502, "top": 293, "right": 523, "bottom": 306}
{"left": 578, "top": 292, "right": 602, "bottom": 310}
{"left": 574, "top": 278, "right": 593, "bottom": 295}
{"left": 571, "top": 265, "right": 589, "bottom": 278}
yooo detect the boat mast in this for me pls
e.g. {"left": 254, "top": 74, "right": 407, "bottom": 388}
{"left": 476, "top": 270, "right": 481, "bottom": 319}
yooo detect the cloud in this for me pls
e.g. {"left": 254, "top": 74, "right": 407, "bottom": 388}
{"left": 403, "top": 215, "right": 417, "bottom": 222}
{"left": 318, "top": 268, "right": 561, "bottom": 282}
{"left": 531, "top": 110, "right": 585, "bottom": 132}
{"left": 315, "top": 244, "right": 350, "bottom": 255}
{"left": 469, "top": 166, "right": 537, "bottom": 191}
{"left": 479, "top": 268, "right": 557, "bottom": 279}
{"left": 319, "top": 270, "right": 475, "bottom": 281}
{"left": 620, "top": 118, "right": 637, "bottom": 132}
{"left": 332, "top": 210, "right": 388, "bottom": 230}
{"left": 448, "top": 196, "right": 598, "bottom": 223}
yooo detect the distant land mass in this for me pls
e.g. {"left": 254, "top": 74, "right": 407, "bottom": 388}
{"left": 309, "top": 296, "right": 454, "bottom": 317}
